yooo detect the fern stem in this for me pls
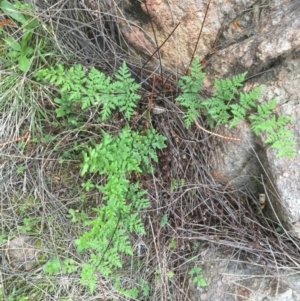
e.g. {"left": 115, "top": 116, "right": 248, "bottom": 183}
{"left": 194, "top": 119, "right": 241, "bottom": 141}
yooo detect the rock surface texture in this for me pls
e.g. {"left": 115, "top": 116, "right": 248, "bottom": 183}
{"left": 119, "top": 0, "right": 300, "bottom": 235}
{"left": 5, "top": 236, "right": 37, "bottom": 271}
{"left": 186, "top": 246, "right": 300, "bottom": 301}
{"left": 257, "top": 58, "right": 300, "bottom": 237}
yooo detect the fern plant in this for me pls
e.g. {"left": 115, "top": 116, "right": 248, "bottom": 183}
{"left": 34, "top": 61, "right": 140, "bottom": 121}
{"left": 175, "top": 60, "right": 205, "bottom": 128}
{"left": 77, "top": 126, "right": 166, "bottom": 292}
{"left": 36, "top": 61, "right": 167, "bottom": 294}
{"left": 176, "top": 58, "right": 296, "bottom": 157}
{"left": 249, "top": 100, "right": 295, "bottom": 157}
{"left": 188, "top": 266, "right": 207, "bottom": 288}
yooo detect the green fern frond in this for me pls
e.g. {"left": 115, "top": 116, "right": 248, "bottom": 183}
{"left": 176, "top": 59, "right": 205, "bottom": 128}
{"left": 249, "top": 110, "right": 295, "bottom": 157}
{"left": 275, "top": 115, "right": 292, "bottom": 128}
{"left": 76, "top": 124, "right": 166, "bottom": 291}
{"left": 214, "top": 72, "right": 246, "bottom": 101}
{"left": 239, "top": 86, "right": 261, "bottom": 110}
{"left": 35, "top": 62, "right": 140, "bottom": 121}
{"left": 271, "top": 138, "right": 296, "bottom": 158}
{"left": 184, "top": 107, "right": 201, "bottom": 128}
{"left": 202, "top": 96, "right": 230, "bottom": 125}
{"left": 250, "top": 114, "right": 274, "bottom": 135}
{"left": 229, "top": 104, "right": 246, "bottom": 128}
{"left": 112, "top": 62, "right": 140, "bottom": 120}
{"left": 256, "top": 98, "right": 277, "bottom": 117}
{"left": 176, "top": 57, "right": 295, "bottom": 157}
{"left": 231, "top": 72, "right": 247, "bottom": 88}
{"left": 80, "top": 264, "right": 98, "bottom": 293}
{"left": 178, "top": 59, "right": 204, "bottom": 93}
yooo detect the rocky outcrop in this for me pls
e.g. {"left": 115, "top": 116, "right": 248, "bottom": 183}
{"left": 186, "top": 246, "right": 300, "bottom": 301}
{"left": 124, "top": 0, "right": 300, "bottom": 235}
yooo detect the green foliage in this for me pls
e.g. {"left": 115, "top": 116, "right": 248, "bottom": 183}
{"left": 139, "top": 279, "right": 150, "bottom": 297}
{"left": 35, "top": 62, "right": 140, "bottom": 120}
{"left": 171, "top": 178, "right": 185, "bottom": 192}
{"left": 17, "top": 217, "right": 41, "bottom": 233}
{"left": 114, "top": 276, "right": 139, "bottom": 298}
{"left": 160, "top": 214, "right": 168, "bottom": 228}
{"left": 68, "top": 209, "right": 88, "bottom": 223}
{"left": 176, "top": 58, "right": 296, "bottom": 157}
{"left": 0, "top": 287, "right": 28, "bottom": 301}
{"left": 16, "top": 165, "right": 25, "bottom": 174}
{"left": 76, "top": 126, "right": 166, "bottom": 292}
{"left": 80, "top": 126, "right": 166, "bottom": 176}
{"left": 0, "top": 234, "right": 6, "bottom": 245}
{"left": 80, "top": 263, "right": 98, "bottom": 293}
{"left": 36, "top": 58, "right": 167, "bottom": 294}
{"left": 249, "top": 102, "right": 295, "bottom": 157}
{"left": 169, "top": 238, "right": 176, "bottom": 249}
{"left": 176, "top": 59, "right": 205, "bottom": 128}
{"left": 0, "top": 0, "right": 39, "bottom": 72}
{"left": 43, "top": 257, "right": 78, "bottom": 275}
{"left": 167, "top": 270, "right": 175, "bottom": 279}
{"left": 188, "top": 266, "right": 207, "bottom": 288}
{"left": 6, "top": 293, "right": 28, "bottom": 301}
